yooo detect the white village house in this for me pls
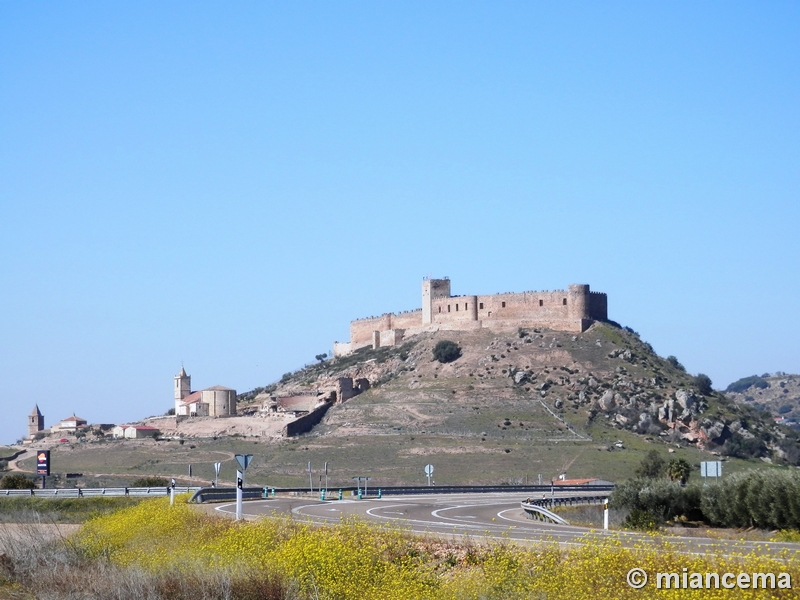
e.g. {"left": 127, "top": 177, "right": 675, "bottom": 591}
{"left": 112, "top": 425, "right": 161, "bottom": 439}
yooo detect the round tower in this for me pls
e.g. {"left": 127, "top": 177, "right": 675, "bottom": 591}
{"left": 567, "top": 284, "right": 590, "bottom": 320}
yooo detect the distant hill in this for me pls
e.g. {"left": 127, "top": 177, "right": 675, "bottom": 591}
{"left": 725, "top": 373, "right": 800, "bottom": 424}
{"left": 241, "top": 322, "right": 800, "bottom": 466}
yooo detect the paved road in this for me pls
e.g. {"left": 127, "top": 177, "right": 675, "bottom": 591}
{"left": 214, "top": 492, "right": 800, "bottom": 557}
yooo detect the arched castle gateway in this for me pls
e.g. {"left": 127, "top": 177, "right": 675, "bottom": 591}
{"left": 333, "top": 278, "right": 608, "bottom": 357}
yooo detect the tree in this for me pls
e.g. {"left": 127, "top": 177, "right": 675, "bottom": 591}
{"left": 315, "top": 353, "right": 328, "bottom": 363}
{"left": 693, "top": 373, "right": 713, "bottom": 395}
{"left": 635, "top": 449, "right": 665, "bottom": 479}
{"left": 0, "top": 473, "right": 36, "bottom": 490}
{"left": 666, "top": 356, "right": 685, "bottom": 372}
{"left": 432, "top": 340, "right": 462, "bottom": 363}
{"left": 666, "top": 458, "right": 691, "bottom": 485}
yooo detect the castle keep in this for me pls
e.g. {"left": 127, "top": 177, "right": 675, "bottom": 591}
{"left": 334, "top": 278, "right": 607, "bottom": 357}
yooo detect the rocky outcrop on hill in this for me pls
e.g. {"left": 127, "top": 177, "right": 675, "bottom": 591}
{"left": 238, "top": 323, "right": 799, "bottom": 464}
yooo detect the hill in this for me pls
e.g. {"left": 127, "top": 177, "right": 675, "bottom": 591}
{"left": 21, "top": 323, "right": 798, "bottom": 488}
{"left": 230, "top": 322, "right": 799, "bottom": 482}
{"left": 725, "top": 373, "right": 800, "bottom": 424}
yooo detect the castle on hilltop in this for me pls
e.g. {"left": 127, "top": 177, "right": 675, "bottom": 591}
{"left": 334, "top": 278, "right": 608, "bottom": 357}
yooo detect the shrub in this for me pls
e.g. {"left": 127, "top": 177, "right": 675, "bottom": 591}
{"left": 726, "top": 375, "right": 769, "bottom": 393}
{"left": 0, "top": 473, "right": 36, "bottom": 489}
{"left": 666, "top": 355, "right": 685, "bottom": 371}
{"left": 131, "top": 477, "right": 170, "bottom": 488}
{"left": 693, "top": 373, "right": 713, "bottom": 395}
{"left": 432, "top": 340, "right": 461, "bottom": 363}
{"left": 611, "top": 478, "right": 703, "bottom": 527}
{"left": 666, "top": 458, "right": 692, "bottom": 485}
{"left": 701, "top": 469, "right": 800, "bottom": 529}
{"left": 722, "top": 432, "right": 765, "bottom": 459}
{"left": 635, "top": 449, "right": 665, "bottom": 479}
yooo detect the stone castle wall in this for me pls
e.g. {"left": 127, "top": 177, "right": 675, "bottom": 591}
{"left": 334, "top": 279, "right": 608, "bottom": 357}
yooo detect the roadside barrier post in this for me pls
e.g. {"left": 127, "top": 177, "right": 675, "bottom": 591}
{"left": 236, "top": 470, "right": 243, "bottom": 521}
{"left": 338, "top": 489, "right": 343, "bottom": 500}
{"left": 320, "top": 489, "right": 325, "bottom": 501}
{"left": 378, "top": 489, "right": 382, "bottom": 499}
{"left": 603, "top": 499, "right": 609, "bottom": 530}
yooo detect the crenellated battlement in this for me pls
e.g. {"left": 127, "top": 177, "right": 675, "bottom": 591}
{"left": 333, "top": 278, "right": 608, "bottom": 357}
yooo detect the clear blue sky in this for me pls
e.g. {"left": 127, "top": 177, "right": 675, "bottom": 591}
{"left": 2, "top": 3, "right": 798, "bottom": 445}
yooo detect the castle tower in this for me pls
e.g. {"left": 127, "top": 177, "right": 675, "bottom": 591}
{"left": 28, "top": 404, "right": 44, "bottom": 438}
{"left": 567, "top": 284, "right": 590, "bottom": 320}
{"left": 174, "top": 366, "right": 191, "bottom": 413}
{"left": 422, "top": 277, "right": 451, "bottom": 324}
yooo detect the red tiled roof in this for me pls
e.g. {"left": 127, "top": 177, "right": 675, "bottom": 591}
{"left": 179, "top": 391, "right": 202, "bottom": 406}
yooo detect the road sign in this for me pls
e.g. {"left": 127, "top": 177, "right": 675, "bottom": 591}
{"left": 424, "top": 464, "right": 434, "bottom": 487}
{"left": 214, "top": 462, "right": 221, "bottom": 487}
{"left": 701, "top": 461, "right": 722, "bottom": 478}
{"left": 36, "top": 451, "right": 50, "bottom": 476}
{"left": 235, "top": 454, "right": 253, "bottom": 471}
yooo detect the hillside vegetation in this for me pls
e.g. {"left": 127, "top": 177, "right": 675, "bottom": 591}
{"left": 245, "top": 323, "right": 795, "bottom": 459}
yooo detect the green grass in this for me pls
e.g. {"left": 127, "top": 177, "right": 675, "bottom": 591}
{"left": 17, "top": 431, "right": 770, "bottom": 490}
{"left": 0, "top": 496, "right": 145, "bottom": 523}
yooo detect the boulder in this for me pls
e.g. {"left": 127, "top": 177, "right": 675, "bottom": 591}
{"left": 675, "top": 389, "right": 696, "bottom": 412}
{"left": 598, "top": 390, "right": 616, "bottom": 411}
{"left": 637, "top": 412, "right": 651, "bottom": 431}
{"left": 700, "top": 419, "right": 727, "bottom": 443}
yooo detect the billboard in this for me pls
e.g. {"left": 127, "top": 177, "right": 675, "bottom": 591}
{"left": 36, "top": 450, "right": 50, "bottom": 476}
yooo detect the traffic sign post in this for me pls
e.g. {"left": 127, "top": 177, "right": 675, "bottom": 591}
{"left": 701, "top": 461, "right": 722, "bottom": 483}
{"left": 603, "top": 499, "right": 609, "bottom": 530}
{"left": 235, "top": 454, "right": 253, "bottom": 487}
{"left": 234, "top": 454, "right": 253, "bottom": 521}
{"left": 214, "top": 462, "right": 221, "bottom": 488}
{"left": 424, "top": 464, "right": 434, "bottom": 487}
{"left": 308, "top": 461, "right": 313, "bottom": 494}
{"left": 236, "top": 470, "right": 243, "bottom": 521}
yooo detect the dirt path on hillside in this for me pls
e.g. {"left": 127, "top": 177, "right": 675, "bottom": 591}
{"left": 6, "top": 450, "right": 31, "bottom": 473}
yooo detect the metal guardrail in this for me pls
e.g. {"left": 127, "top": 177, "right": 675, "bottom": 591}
{"left": 0, "top": 486, "right": 201, "bottom": 498}
{"left": 520, "top": 501, "right": 570, "bottom": 525}
{"left": 187, "top": 484, "right": 615, "bottom": 503}
{"left": 520, "top": 494, "right": 610, "bottom": 525}
{"left": 189, "top": 487, "right": 264, "bottom": 503}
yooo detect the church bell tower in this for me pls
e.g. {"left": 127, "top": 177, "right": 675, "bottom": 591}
{"left": 174, "top": 366, "right": 191, "bottom": 412}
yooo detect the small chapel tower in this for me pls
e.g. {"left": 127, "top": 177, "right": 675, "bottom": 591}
{"left": 28, "top": 404, "right": 44, "bottom": 438}
{"left": 174, "top": 366, "right": 191, "bottom": 414}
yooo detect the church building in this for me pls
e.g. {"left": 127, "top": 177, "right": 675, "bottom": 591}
{"left": 174, "top": 367, "right": 237, "bottom": 417}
